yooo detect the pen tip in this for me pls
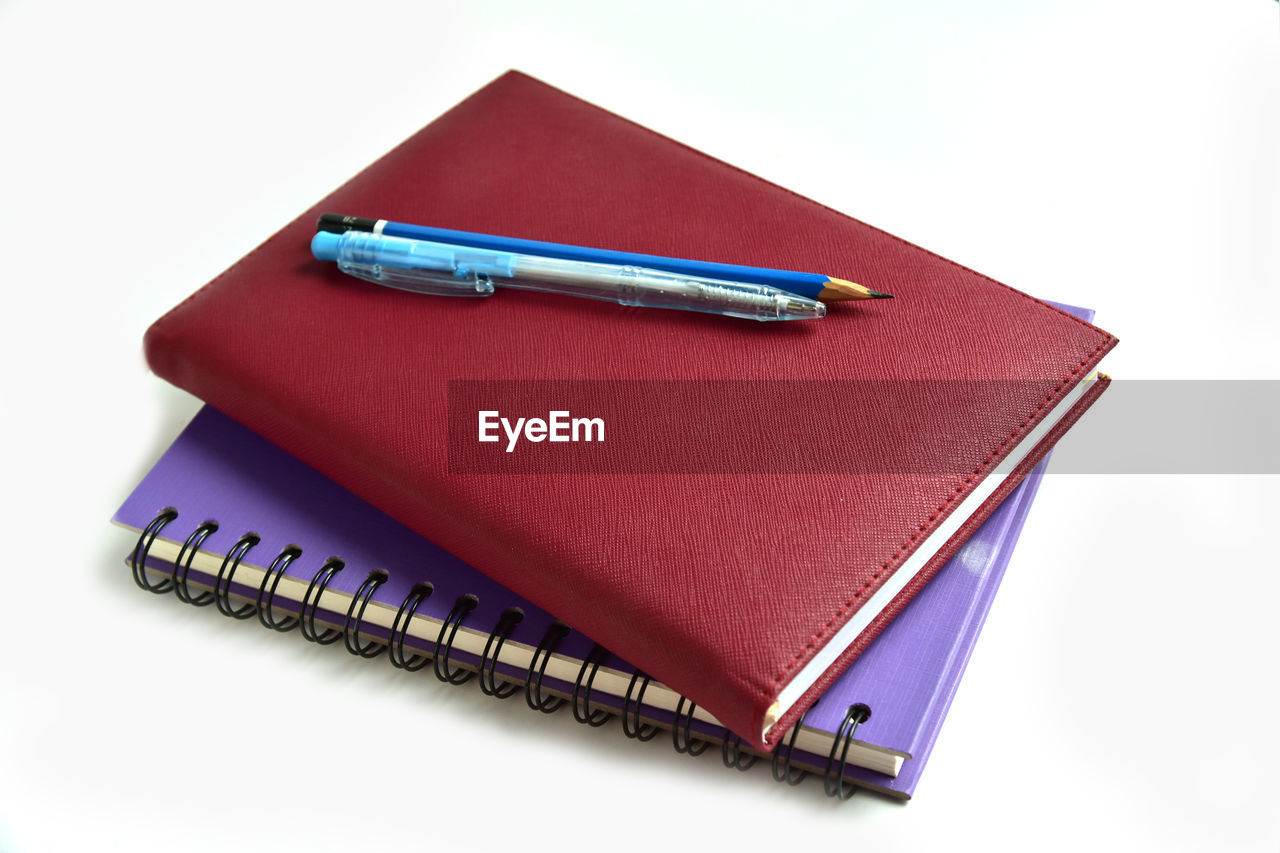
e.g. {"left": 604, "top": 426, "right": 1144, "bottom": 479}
{"left": 869, "top": 289, "right": 893, "bottom": 299}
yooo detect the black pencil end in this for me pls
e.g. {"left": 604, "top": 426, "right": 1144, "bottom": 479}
{"left": 316, "top": 213, "right": 377, "bottom": 234}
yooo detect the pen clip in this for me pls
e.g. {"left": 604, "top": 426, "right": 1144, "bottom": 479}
{"left": 337, "top": 262, "right": 495, "bottom": 297}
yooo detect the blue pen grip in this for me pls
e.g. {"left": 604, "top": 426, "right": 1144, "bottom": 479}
{"left": 311, "top": 231, "right": 499, "bottom": 296}
{"left": 313, "top": 230, "right": 517, "bottom": 275}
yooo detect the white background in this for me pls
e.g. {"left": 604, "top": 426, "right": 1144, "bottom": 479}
{"left": 2, "top": 1, "right": 1277, "bottom": 850}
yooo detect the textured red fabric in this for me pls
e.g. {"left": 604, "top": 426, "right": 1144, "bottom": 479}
{"left": 144, "top": 71, "right": 1117, "bottom": 749}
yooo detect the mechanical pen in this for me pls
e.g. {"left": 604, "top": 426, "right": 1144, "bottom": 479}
{"left": 310, "top": 230, "right": 826, "bottom": 322}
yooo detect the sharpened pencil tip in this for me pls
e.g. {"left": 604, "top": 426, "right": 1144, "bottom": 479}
{"left": 819, "top": 278, "right": 894, "bottom": 302}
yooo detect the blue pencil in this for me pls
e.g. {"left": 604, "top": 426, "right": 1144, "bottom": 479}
{"left": 316, "top": 214, "right": 890, "bottom": 302}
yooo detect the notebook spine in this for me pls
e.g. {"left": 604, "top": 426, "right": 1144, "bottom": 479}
{"left": 478, "top": 607, "right": 524, "bottom": 695}
{"left": 525, "top": 622, "right": 571, "bottom": 713}
{"left": 214, "top": 534, "right": 260, "bottom": 619}
{"left": 434, "top": 593, "right": 479, "bottom": 684}
{"left": 770, "top": 705, "right": 811, "bottom": 785}
{"left": 671, "top": 697, "right": 709, "bottom": 756}
{"left": 621, "top": 670, "right": 660, "bottom": 741}
{"left": 344, "top": 569, "right": 389, "bottom": 657}
{"left": 129, "top": 509, "right": 873, "bottom": 799}
{"left": 389, "top": 583, "right": 435, "bottom": 671}
{"left": 173, "top": 521, "right": 218, "bottom": 606}
{"left": 571, "top": 644, "right": 612, "bottom": 726}
{"left": 299, "top": 558, "right": 344, "bottom": 644}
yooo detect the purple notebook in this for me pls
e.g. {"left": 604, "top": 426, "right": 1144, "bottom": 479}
{"left": 113, "top": 305, "right": 1090, "bottom": 799}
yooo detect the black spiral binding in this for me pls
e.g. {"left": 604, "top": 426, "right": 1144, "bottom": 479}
{"left": 671, "top": 697, "right": 710, "bottom": 756}
{"left": 822, "top": 703, "right": 871, "bottom": 800}
{"left": 721, "top": 732, "right": 757, "bottom": 771}
{"left": 131, "top": 509, "right": 178, "bottom": 593}
{"left": 128, "top": 509, "right": 877, "bottom": 801}
{"left": 433, "top": 594, "right": 478, "bottom": 684}
{"left": 343, "top": 569, "right": 389, "bottom": 658}
{"left": 771, "top": 704, "right": 813, "bottom": 786}
{"left": 478, "top": 607, "right": 524, "bottom": 698}
{"left": 525, "top": 622, "right": 570, "bottom": 713}
{"left": 299, "top": 558, "right": 345, "bottom": 644}
{"left": 388, "top": 583, "right": 434, "bottom": 671}
{"left": 257, "top": 546, "right": 303, "bottom": 632}
{"left": 172, "top": 521, "right": 219, "bottom": 606}
{"left": 621, "top": 670, "right": 660, "bottom": 741}
{"left": 214, "top": 534, "right": 260, "bottom": 619}
{"left": 571, "top": 644, "right": 613, "bottom": 726}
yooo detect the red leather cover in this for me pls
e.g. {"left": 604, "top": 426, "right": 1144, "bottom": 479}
{"left": 144, "top": 71, "right": 1116, "bottom": 749}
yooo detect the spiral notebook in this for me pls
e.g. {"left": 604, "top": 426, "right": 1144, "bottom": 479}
{"left": 114, "top": 292, "right": 1091, "bottom": 800}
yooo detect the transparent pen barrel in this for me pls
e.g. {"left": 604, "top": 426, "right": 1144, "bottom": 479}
{"left": 336, "top": 260, "right": 495, "bottom": 296}
{"left": 508, "top": 259, "right": 825, "bottom": 322}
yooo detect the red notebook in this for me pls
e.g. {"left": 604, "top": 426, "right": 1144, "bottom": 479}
{"left": 144, "top": 70, "right": 1116, "bottom": 750}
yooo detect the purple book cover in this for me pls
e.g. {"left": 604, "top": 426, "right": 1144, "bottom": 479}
{"left": 114, "top": 304, "right": 1089, "bottom": 798}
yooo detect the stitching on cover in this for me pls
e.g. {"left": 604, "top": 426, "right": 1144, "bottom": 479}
{"left": 762, "top": 337, "right": 1111, "bottom": 701}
